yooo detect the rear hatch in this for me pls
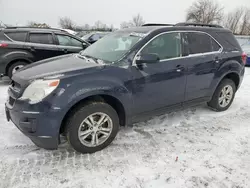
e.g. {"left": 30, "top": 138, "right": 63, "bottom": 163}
{"left": 0, "top": 29, "right": 27, "bottom": 74}
{"left": 0, "top": 29, "right": 26, "bottom": 53}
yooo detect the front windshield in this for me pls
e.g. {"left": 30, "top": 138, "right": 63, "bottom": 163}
{"left": 81, "top": 32, "right": 142, "bottom": 62}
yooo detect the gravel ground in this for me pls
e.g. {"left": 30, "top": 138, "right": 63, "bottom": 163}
{"left": 0, "top": 68, "right": 250, "bottom": 188}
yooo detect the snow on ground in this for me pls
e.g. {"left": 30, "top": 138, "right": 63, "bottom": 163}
{"left": 0, "top": 69, "right": 250, "bottom": 188}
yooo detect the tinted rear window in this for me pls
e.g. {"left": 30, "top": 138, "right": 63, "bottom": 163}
{"left": 184, "top": 32, "right": 221, "bottom": 55}
{"left": 29, "top": 33, "right": 54, "bottom": 44}
{"left": 5, "top": 32, "right": 27, "bottom": 42}
{"left": 215, "top": 32, "right": 241, "bottom": 51}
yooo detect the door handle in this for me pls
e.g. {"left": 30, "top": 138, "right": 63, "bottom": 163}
{"left": 63, "top": 49, "right": 68, "bottom": 53}
{"left": 176, "top": 65, "right": 184, "bottom": 72}
{"left": 214, "top": 56, "right": 220, "bottom": 63}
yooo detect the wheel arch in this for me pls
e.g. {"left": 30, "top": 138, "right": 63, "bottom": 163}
{"left": 211, "top": 71, "right": 241, "bottom": 99}
{"left": 223, "top": 72, "right": 240, "bottom": 89}
{"left": 60, "top": 94, "right": 127, "bottom": 134}
{"left": 5, "top": 58, "right": 32, "bottom": 75}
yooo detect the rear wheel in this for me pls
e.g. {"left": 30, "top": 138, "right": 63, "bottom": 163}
{"left": 207, "top": 79, "right": 236, "bottom": 111}
{"left": 66, "top": 102, "right": 120, "bottom": 154}
{"left": 7, "top": 61, "right": 28, "bottom": 78}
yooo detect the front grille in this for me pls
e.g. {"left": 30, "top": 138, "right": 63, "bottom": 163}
{"left": 9, "top": 96, "right": 15, "bottom": 106}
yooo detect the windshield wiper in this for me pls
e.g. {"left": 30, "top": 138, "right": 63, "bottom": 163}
{"left": 79, "top": 54, "right": 106, "bottom": 65}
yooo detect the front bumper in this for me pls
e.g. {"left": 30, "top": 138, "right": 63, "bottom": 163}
{"left": 5, "top": 100, "right": 64, "bottom": 150}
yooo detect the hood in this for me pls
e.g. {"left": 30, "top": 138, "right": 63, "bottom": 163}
{"left": 12, "top": 54, "right": 103, "bottom": 82}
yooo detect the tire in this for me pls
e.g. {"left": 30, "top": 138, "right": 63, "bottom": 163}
{"left": 207, "top": 79, "right": 236, "bottom": 112}
{"left": 7, "top": 61, "right": 28, "bottom": 78}
{"left": 66, "top": 102, "right": 120, "bottom": 154}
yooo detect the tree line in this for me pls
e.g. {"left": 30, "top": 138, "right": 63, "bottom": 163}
{"left": 186, "top": 0, "right": 250, "bottom": 35}
{"left": 27, "top": 0, "right": 250, "bottom": 35}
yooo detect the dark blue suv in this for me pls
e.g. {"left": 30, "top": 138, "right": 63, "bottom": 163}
{"left": 5, "top": 23, "right": 245, "bottom": 154}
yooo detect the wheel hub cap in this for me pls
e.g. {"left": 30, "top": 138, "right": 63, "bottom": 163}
{"left": 78, "top": 112, "right": 113, "bottom": 147}
{"left": 218, "top": 85, "right": 233, "bottom": 108}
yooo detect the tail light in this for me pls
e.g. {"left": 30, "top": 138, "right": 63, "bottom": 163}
{"left": 242, "top": 52, "right": 247, "bottom": 65}
{"left": 0, "top": 43, "right": 8, "bottom": 47}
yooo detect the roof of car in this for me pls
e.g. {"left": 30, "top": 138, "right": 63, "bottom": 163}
{"left": 118, "top": 26, "right": 164, "bottom": 34}
{"left": 3, "top": 27, "right": 69, "bottom": 33}
{"left": 118, "top": 23, "right": 229, "bottom": 35}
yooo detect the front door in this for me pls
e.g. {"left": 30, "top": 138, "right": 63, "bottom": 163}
{"left": 130, "top": 32, "right": 186, "bottom": 115}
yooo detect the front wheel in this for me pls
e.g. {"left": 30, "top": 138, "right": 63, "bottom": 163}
{"left": 207, "top": 79, "right": 236, "bottom": 111}
{"left": 66, "top": 102, "right": 120, "bottom": 154}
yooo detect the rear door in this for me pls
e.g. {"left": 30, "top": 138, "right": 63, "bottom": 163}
{"left": 182, "top": 31, "right": 223, "bottom": 102}
{"left": 54, "top": 33, "right": 88, "bottom": 55}
{"left": 26, "top": 32, "right": 59, "bottom": 61}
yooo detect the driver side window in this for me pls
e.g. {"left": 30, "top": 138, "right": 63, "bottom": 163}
{"left": 141, "top": 32, "right": 181, "bottom": 60}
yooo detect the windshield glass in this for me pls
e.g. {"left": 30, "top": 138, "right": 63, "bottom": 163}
{"left": 80, "top": 32, "right": 142, "bottom": 62}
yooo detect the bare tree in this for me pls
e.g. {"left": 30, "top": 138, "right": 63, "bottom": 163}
{"left": 93, "top": 21, "right": 107, "bottom": 30}
{"left": 120, "top": 14, "right": 145, "bottom": 29}
{"left": 27, "top": 21, "right": 50, "bottom": 28}
{"left": 223, "top": 8, "right": 244, "bottom": 34}
{"left": 131, "top": 14, "right": 145, "bottom": 26}
{"left": 238, "top": 9, "right": 250, "bottom": 35}
{"left": 58, "top": 17, "right": 75, "bottom": 30}
{"left": 120, "top": 21, "right": 132, "bottom": 29}
{"left": 223, "top": 8, "right": 250, "bottom": 35}
{"left": 186, "top": 0, "right": 224, "bottom": 24}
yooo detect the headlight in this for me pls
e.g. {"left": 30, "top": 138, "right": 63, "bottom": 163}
{"left": 20, "top": 79, "right": 60, "bottom": 104}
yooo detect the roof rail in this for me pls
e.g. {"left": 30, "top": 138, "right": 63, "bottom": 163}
{"left": 175, "top": 22, "right": 223, "bottom": 28}
{"left": 5, "top": 26, "right": 67, "bottom": 32}
{"left": 142, "top": 23, "right": 174, "bottom": 27}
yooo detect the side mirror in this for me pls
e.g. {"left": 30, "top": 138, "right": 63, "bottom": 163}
{"left": 136, "top": 53, "right": 160, "bottom": 65}
{"left": 82, "top": 42, "right": 89, "bottom": 49}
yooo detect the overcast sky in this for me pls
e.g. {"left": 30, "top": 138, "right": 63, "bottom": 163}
{"left": 0, "top": 0, "right": 249, "bottom": 28}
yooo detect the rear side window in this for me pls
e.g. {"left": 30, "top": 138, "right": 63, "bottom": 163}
{"left": 216, "top": 32, "right": 241, "bottom": 51}
{"left": 29, "top": 33, "right": 54, "bottom": 45}
{"left": 184, "top": 32, "right": 215, "bottom": 54}
{"left": 56, "top": 34, "right": 83, "bottom": 47}
{"left": 5, "top": 32, "right": 27, "bottom": 42}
